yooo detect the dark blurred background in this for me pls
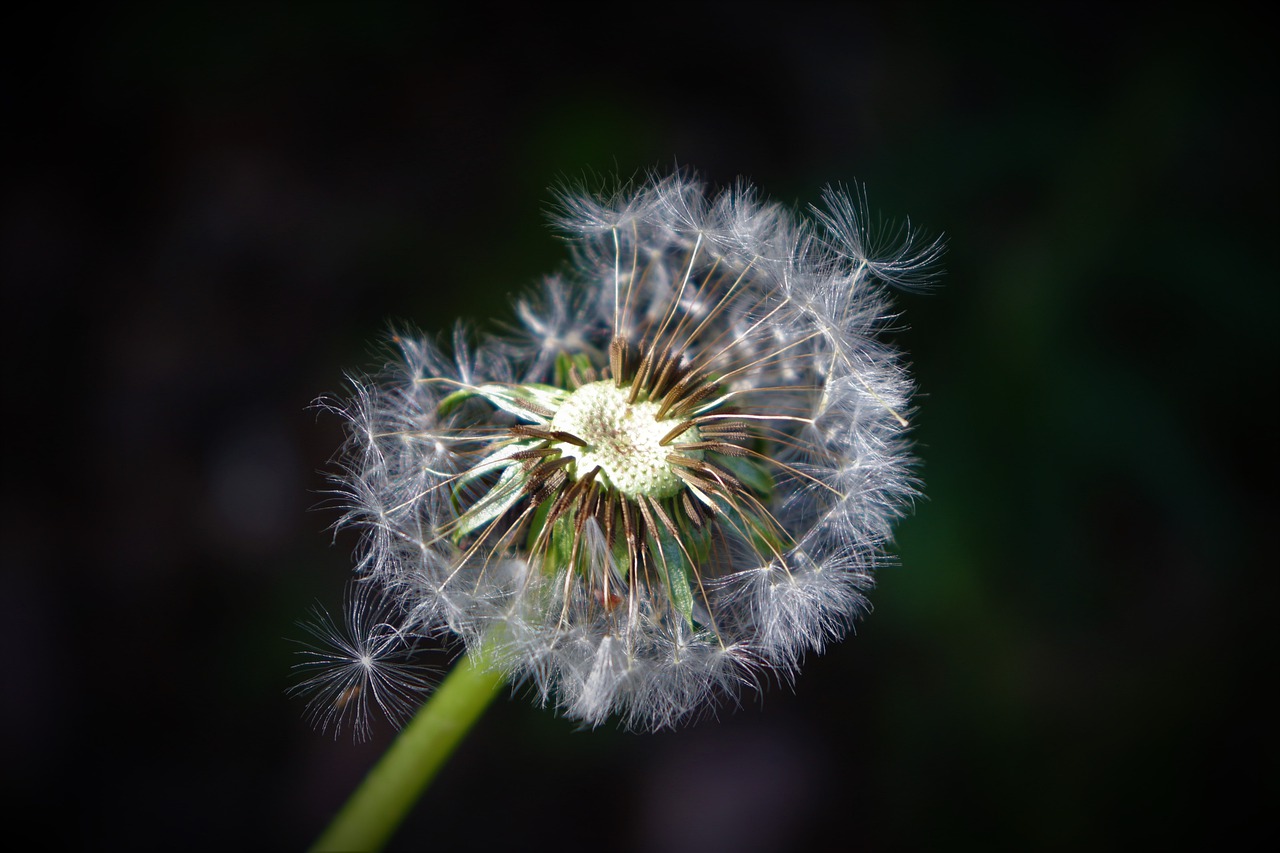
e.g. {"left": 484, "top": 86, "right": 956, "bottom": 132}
{"left": 3, "top": 3, "right": 1274, "bottom": 850}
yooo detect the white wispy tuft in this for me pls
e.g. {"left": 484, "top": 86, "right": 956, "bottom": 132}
{"left": 290, "top": 583, "right": 434, "bottom": 741}
{"left": 315, "top": 169, "right": 940, "bottom": 731}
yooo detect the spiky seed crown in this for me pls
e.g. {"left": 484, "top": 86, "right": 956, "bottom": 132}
{"left": 317, "top": 172, "right": 938, "bottom": 731}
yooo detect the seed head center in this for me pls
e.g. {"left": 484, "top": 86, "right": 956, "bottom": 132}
{"left": 549, "top": 380, "right": 701, "bottom": 499}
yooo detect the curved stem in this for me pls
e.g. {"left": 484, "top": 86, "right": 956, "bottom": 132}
{"left": 311, "top": 641, "right": 507, "bottom": 852}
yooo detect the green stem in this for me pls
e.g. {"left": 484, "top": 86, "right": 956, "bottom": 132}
{"left": 311, "top": 641, "right": 507, "bottom": 852}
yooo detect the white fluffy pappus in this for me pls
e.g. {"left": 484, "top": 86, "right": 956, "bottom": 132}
{"left": 324, "top": 171, "right": 940, "bottom": 731}
{"left": 290, "top": 583, "right": 435, "bottom": 741}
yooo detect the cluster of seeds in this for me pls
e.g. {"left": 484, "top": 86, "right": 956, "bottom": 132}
{"left": 318, "top": 173, "right": 937, "bottom": 730}
{"left": 439, "top": 252, "right": 800, "bottom": 647}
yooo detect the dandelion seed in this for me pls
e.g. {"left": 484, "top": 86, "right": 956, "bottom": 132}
{"left": 290, "top": 583, "right": 434, "bottom": 741}
{"left": 326, "top": 170, "right": 939, "bottom": 730}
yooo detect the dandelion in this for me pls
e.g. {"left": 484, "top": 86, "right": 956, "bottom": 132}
{"left": 324, "top": 171, "right": 939, "bottom": 734}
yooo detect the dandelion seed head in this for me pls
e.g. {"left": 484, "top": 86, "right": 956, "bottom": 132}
{"left": 324, "top": 170, "right": 939, "bottom": 730}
